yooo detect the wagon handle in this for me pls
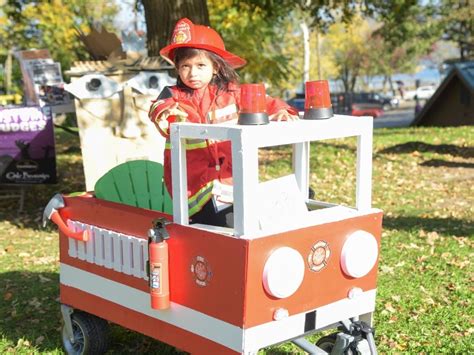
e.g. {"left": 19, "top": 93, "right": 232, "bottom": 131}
{"left": 43, "top": 194, "right": 89, "bottom": 242}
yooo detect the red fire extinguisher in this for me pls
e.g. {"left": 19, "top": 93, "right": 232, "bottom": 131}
{"left": 148, "top": 218, "right": 171, "bottom": 310}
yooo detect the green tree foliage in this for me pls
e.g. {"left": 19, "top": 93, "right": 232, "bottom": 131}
{"left": 367, "top": 1, "right": 441, "bottom": 76}
{"left": 233, "top": 0, "right": 366, "bottom": 31}
{"left": 229, "top": 0, "right": 369, "bottom": 93}
{"left": 437, "top": 0, "right": 473, "bottom": 60}
{"left": 208, "top": 0, "right": 294, "bottom": 96}
{"left": 0, "top": 0, "right": 119, "bottom": 73}
{"left": 225, "top": 1, "right": 445, "bottom": 94}
{"left": 322, "top": 15, "right": 372, "bottom": 93}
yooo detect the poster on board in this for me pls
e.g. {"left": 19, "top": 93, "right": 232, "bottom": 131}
{"left": 0, "top": 106, "right": 57, "bottom": 184}
{"left": 15, "top": 49, "right": 73, "bottom": 110}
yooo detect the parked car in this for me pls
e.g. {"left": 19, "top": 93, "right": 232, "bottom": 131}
{"left": 404, "top": 85, "right": 436, "bottom": 100}
{"left": 286, "top": 96, "right": 305, "bottom": 112}
{"left": 378, "top": 93, "right": 399, "bottom": 110}
{"left": 351, "top": 104, "right": 384, "bottom": 118}
{"left": 351, "top": 92, "right": 398, "bottom": 110}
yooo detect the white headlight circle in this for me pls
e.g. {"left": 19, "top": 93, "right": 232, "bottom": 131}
{"left": 262, "top": 247, "right": 305, "bottom": 298}
{"left": 340, "top": 230, "right": 378, "bottom": 278}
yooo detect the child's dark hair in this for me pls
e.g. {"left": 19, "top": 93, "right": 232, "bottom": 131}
{"left": 173, "top": 47, "right": 239, "bottom": 91}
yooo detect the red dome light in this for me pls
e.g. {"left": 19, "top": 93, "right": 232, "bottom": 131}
{"left": 238, "top": 83, "right": 269, "bottom": 125}
{"left": 303, "top": 80, "right": 334, "bottom": 120}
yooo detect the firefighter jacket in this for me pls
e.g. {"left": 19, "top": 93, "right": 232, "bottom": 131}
{"left": 149, "top": 83, "right": 298, "bottom": 216}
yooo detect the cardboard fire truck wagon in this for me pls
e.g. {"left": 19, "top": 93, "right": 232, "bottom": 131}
{"left": 44, "top": 114, "right": 382, "bottom": 354}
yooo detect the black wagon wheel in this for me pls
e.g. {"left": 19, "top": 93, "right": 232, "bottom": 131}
{"left": 62, "top": 311, "right": 110, "bottom": 355}
{"left": 316, "top": 333, "right": 357, "bottom": 354}
{"left": 316, "top": 333, "right": 338, "bottom": 352}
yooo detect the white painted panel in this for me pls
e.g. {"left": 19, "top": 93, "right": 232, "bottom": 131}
{"left": 85, "top": 225, "right": 95, "bottom": 263}
{"left": 94, "top": 227, "right": 104, "bottom": 266}
{"left": 356, "top": 127, "right": 373, "bottom": 212}
{"left": 174, "top": 116, "right": 372, "bottom": 148}
{"left": 67, "top": 220, "right": 78, "bottom": 258}
{"left": 140, "top": 239, "right": 149, "bottom": 280}
{"left": 121, "top": 234, "right": 132, "bottom": 275}
{"left": 112, "top": 232, "right": 122, "bottom": 272}
{"left": 76, "top": 222, "right": 86, "bottom": 260}
{"left": 170, "top": 125, "right": 189, "bottom": 225}
{"left": 103, "top": 230, "right": 113, "bottom": 269}
{"left": 293, "top": 142, "right": 310, "bottom": 198}
{"left": 315, "top": 290, "right": 376, "bottom": 329}
{"left": 131, "top": 237, "right": 142, "bottom": 278}
{"left": 65, "top": 220, "right": 156, "bottom": 281}
{"left": 243, "top": 289, "right": 377, "bottom": 351}
{"left": 232, "top": 130, "right": 259, "bottom": 236}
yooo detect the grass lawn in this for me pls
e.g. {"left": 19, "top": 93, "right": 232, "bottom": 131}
{"left": 0, "top": 124, "right": 473, "bottom": 354}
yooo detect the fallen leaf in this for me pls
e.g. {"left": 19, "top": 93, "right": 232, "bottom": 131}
{"left": 425, "top": 297, "right": 435, "bottom": 305}
{"left": 16, "top": 338, "right": 31, "bottom": 348}
{"left": 417, "top": 255, "right": 429, "bottom": 262}
{"left": 38, "top": 275, "right": 51, "bottom": 283}
{"left": 441, "top": 252, "right": 452, "bottom": 259}
{"left": 380, "top": 265, "right": 394, "bottom": 274}
{"left": 388, "top": 315, "right": 398, "bottom": 323}
{"left": 391, "top": 295, "right": 401, "bottom": 302}
{"left": 384, "top": 302, "right": 396, "bottom": 313}
{"left": 426, "top": 231, "right": 439, "bottom": 246}
{"left": 28, "top": 297, "right": 42, "bottom": 309}
{"left": 33, "top": 256, "right": 56, "bottom": 265}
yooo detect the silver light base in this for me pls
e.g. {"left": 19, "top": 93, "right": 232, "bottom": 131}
{"left": 238, "top": 113, "right": 269, "bottom": 125}
{"left": 303, "top": 107, "right": 334, "bottom": 120}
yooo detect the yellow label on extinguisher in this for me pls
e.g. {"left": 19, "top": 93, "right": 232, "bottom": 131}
{"left": 150, "top": 263, "right": 162, "bottom": 294}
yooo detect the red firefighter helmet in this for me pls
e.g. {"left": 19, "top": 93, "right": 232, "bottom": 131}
{"left": 160, "top": 18, "right": 246, "bottom": 69}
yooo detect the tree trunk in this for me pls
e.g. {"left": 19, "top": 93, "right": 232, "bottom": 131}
{"left": 315, "top": 30, "right": 322, "bottom": 80}
{"left": 388, "top": 76, "right": 396, "bottom": 97}
{"left": 4, "top": 49, "right": 13, "bottom": 94}
{"left": 300, "top": 20, "right": 310, "bottom": 84}
{"left": 142, "top": 0, "right": 210, "bottom": 57}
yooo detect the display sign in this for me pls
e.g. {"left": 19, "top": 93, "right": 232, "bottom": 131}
{"left": 0, "top": 106, "right": 57, "bottom": 184}
{"left": 29, "top": 61, "right": 63, "bottom": 85}
{"left": 15, "top": 49, "right": 72, "bottom": 109}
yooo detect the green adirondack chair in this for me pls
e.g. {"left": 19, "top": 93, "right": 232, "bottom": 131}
{"left": 94, "top": 160, "right": 173, "bottom": 214}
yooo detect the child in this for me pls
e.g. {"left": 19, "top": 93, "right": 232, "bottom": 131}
{"left": 149, "top": 18, "right": 298, "bottom": 227}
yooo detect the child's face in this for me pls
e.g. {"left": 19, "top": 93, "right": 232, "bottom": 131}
{"left": 177, "top": 53, "right": 216, "bottom": 90}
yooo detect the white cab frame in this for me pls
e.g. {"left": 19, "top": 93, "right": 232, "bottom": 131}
{"left": 170, "top": 115, "right": 374, "bottom": 238}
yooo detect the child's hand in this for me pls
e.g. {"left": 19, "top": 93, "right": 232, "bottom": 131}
{"left": 163, "top": 102, "right": 189, "bottom": 122}
{"left": 269, "top": 109, "right": 299, "bottom": 122}
{"left": 156, "top": 102, "right": 189, "bottom": 133}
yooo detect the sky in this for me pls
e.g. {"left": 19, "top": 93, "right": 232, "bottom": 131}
{"left": 114, "top": 0, "right": 146, "bottom": 32}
